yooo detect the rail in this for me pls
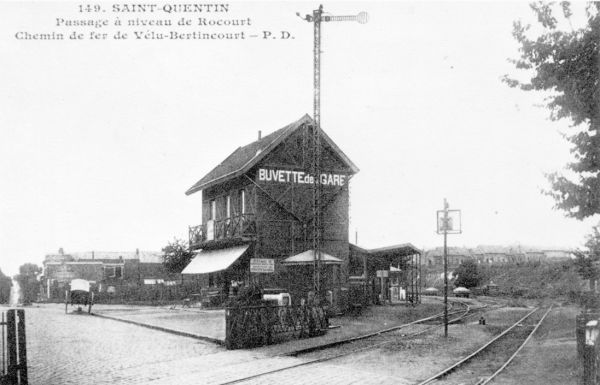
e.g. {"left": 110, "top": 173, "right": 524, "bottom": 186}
{"left": 218, "top": 299, "right": 484, "bottom": 384}
{"left": 288, "top": 299, "right": 472, "bottom": 356}
{"left": 415, "top": 306, "right": 546, "bottom": 385}
{"left": 478, "top": 306, "right": 553, "bottom": 385}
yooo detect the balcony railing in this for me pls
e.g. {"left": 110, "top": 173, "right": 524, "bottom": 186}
{"left": 189, "top": 214, "right": 256, "bottom": 248}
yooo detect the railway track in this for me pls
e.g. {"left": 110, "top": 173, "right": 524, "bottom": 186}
{"left": 287, "top": 299, "right": 471, "bottom": 356}
{"left": 217, "top": 299, "right": 493, "bottom": 385}
{"left": 415, "top": 305, "right": 553, "bottom": 385}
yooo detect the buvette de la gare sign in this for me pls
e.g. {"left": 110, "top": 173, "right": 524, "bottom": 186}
{"left": 257, "top": 168, "right": 347, "bottom": 187}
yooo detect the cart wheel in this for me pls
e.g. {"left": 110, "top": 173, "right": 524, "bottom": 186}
{"left": 88, "top": 292, "right": 94, "bottom": 314}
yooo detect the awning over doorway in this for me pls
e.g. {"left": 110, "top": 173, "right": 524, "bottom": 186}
{"left": 182, "top": 244, "right": 249, "bottom": 274}
{"left": 281, "top": 249, "right": 343, "bottom": 265}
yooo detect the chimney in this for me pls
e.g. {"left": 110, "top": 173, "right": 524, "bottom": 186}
{"left": 58, "top": 247, "right": 64, "bottom": 255}
{"left": 92, "top": 251, "right": 95, "bottom": 260}
{"left": 258, "top": 130, "right": 262, "bottom": 140}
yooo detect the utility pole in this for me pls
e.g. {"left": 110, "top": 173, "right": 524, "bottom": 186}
{"left": 298, "top": 5, "right": 368, "bottom": 299}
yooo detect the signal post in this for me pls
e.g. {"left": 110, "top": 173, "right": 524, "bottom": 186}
{"left": 437, "top": 199, "right": 461, "bottom": 337}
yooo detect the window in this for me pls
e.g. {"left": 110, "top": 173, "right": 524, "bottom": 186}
{"left": 226, "top": 195, "right": 231, "bottom": 218}
{"left": 104, "top": 266, "right": 115, "bottom": 279}
{"left": 210, "top": 200, "right": 216, "bottom": 220}
{"left": 104, "top": 264, "right": 124, "bottom": 279}
{"left": 240, "top": 190, "right": 246, "bottom": 214}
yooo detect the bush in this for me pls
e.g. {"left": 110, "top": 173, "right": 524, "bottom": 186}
{"left": 454, "top": 260, "right": 482, "bottom": 289}
{"left": 224, "top": 284, "right": 265, "bottom": 308}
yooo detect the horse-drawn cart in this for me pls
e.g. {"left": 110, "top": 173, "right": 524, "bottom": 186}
{"left": 65, "top": 279, "right": 94, "bottom": 314}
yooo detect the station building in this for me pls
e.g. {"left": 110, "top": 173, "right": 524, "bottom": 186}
{"left": 183, "top": 115, "right": 421, "bottom": 309}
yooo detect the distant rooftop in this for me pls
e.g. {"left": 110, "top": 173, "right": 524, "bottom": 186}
{"left": 423, "top": 245, "right": 575, "bottom": 258}
{"left": 45, "top": 249, "right": 162, "bottom": 263}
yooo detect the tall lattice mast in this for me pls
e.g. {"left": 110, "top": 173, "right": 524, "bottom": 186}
{"left": 298, "top": 5, "right": 368, "bottom": 298}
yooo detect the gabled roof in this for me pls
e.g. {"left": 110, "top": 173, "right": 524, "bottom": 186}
{"left": 185, "top": 114, "right": 359, "bottom": 195}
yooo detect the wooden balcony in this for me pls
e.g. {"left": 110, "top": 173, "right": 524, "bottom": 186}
{"left": 189, "top": 214, "right": 256, "bottom": 249}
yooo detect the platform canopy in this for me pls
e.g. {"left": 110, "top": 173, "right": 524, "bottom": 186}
{"left": 182, "top": 244, "right": 249, "bottom": 274}
{"left": 281, "top": 249, "right": 343, "bottom": 265}
{"left": 368, "top": 243, "right": 421, "bottom": 259}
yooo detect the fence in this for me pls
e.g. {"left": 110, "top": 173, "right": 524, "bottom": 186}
{"left": 225, "top": 305, "right": 328, "bottom": 349}
{"left": 0, "top": 309, "right": 27, "bottom": 385}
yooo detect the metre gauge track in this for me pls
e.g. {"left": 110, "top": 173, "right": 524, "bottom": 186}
{"left": 415, "top": 305, "right": 553, "bottom": 385}
{"left": 217, "top": 299, "right": 494, "bottom": 385}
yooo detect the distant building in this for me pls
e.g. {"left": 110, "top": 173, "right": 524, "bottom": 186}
{"left": 40, "top": 248, "right": 174, "bottom": 300}
{"left": 471, "top": 245, "right": 509, "bottom": 264}
{"left": 543, "top": 250, "right": 575, "bottom": 260}
{"left": 524, "top": 251, "right": 546, "bottom": 263}
{"left": 423, "top": 245, "right": 551, "bottom": 268}
{"left": 424, "top": 247, "right": 473, "bottom": 268}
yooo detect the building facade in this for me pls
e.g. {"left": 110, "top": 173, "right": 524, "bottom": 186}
{"left": 183, "top": 115, "right": 420, "bottom": 309}
{"left": 423, "top": 245, "right": 551, "bottom": 268}
{"left": 423, "top": 247, "right": 474, "bottom": 268}
{"left": 41, "top": 248, "right": 174, "bottom": 301}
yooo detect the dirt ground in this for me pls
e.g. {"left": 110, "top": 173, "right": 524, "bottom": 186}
{"left": 91, "top": 298, "right": 585, "bottom": 384}
{"left": 322, "top": 304, "right": 582, "bottom": 385}
{"left": 488, "top": 305, "right": 581, "bottom": 385}
{"left": 256, "top": 300, "right": 445, "bottom": 356}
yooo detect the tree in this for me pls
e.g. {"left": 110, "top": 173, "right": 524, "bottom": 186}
{"left": 504, "top": 2, "right": 600, "bottom": 219}
{"left": 0, "top": 269, "right": 12, "bottom": 304}
{"left": 575, "top": 225, "right": 600, "bottom": 291}
{"left": 15, "top": 263, "right": 42, "bottom": 304}
{"left": 454, "top": 260, "right": 482, "bottom": 289}
{"left": 162, "top": 238, "right": 194, "bottom": 273}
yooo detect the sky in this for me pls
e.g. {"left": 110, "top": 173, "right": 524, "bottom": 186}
{"left": 0, "top": 1, "right": 598, "bottom": 276}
